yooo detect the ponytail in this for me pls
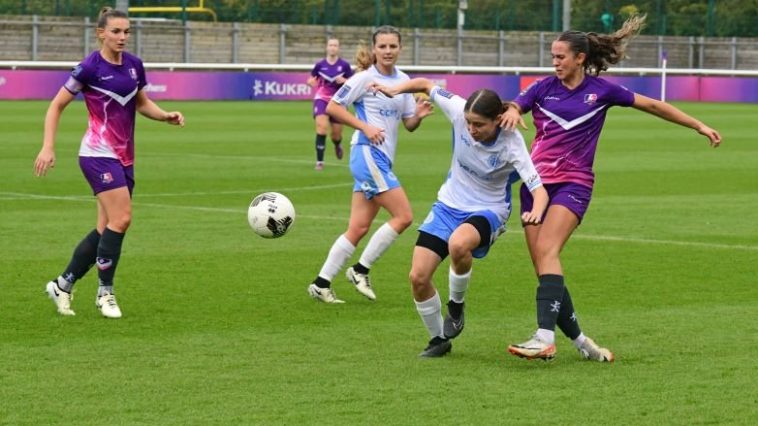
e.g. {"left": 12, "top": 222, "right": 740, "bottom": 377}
{"left": 354, "top": 40, "right": 373, "bottom": 71}
{"left": 558, "top": 14, "right": 646, "bottom": 76}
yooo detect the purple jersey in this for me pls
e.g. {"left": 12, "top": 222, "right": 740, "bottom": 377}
{"left": 514, "top": 75, "right": 634, "bottom": 188}
{"left": 64, "top": 51, "right": 147, "bottom": 166}
{"left": 310, "top": 58, "right": 353, "bottom": 102}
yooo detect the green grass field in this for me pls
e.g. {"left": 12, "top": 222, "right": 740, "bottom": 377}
{"left": 1, "top": 100, "right": 756, "bottom": 424}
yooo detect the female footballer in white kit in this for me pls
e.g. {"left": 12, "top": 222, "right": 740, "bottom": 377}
{"left": 306, "top": 26, "right": 433, "bottom": 304}
{"left": 372, "top": 78, "right": 548, "bottom": 357}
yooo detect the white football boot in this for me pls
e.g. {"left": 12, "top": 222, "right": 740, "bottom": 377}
{"left": 96, "top": 292, "right": 122, "bottom": 319}
{"left": 508, "top": 334, "right": 556, "bottom": 360}
{"left": 307, "top": 284, "right": 345, "bottom": 304}
{"left": 578, "top": 337, "right": 615, "bottom": 362}
{"left": 46, "top": 280, "right": 75, "bottom": 316}
{"left": 346, "top": 267, "right": 376, "bottom": 301}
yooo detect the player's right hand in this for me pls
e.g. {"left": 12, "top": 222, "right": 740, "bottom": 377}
{"left": 499, "top": 108, "right": 527, "bottom": 131}
{"left": 34, "top": 146, "right": 56, "bottom": 177}
{"left": 363, "top": 125, "right": 386, "bottom": 145}
{"left": 368, "top": 82, "right": 395, "bottom": 98}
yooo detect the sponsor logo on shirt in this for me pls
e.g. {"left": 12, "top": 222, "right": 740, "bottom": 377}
{"left": 584, "top": 93, "right": 598, "bottom": 105}
{"left": 544, "top": 96, "right": 560, "bottom": 101}
{"left": 378, "top": 108, "right": 400, "bottom": 119}
{"left": 99, "top": 75, "right": 114, "bottom": 81}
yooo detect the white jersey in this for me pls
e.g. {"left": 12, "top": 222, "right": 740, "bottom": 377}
{"left": 430, "top": 85, "right": 542, "bottom": 220}
{"left": 331, "top": 65, "right": 416, "bottom": 163}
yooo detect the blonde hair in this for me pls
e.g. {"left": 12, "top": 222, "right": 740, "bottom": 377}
{"left": 354, "top": 40, "right": 373, "bottom": 71}
{"left": 97, "top": 6, "right": 128, "bottom": 28}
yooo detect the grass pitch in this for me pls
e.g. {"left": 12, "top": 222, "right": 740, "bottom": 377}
{"left": 1, "top": 100, "right": 756, "bottom": 424}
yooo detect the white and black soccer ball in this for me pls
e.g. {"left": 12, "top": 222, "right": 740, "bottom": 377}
{"left": 247, "top": 192, "right": 296, "bottom": 238}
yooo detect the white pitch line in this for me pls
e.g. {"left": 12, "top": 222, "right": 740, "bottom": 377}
{"left": 2, "top": 191, "right": 756, "bottom": 252}
{"left": 144, "top": 152, "right": 352, "bottom": 168}
{"left": 131, "top": 182, "right": 352, "bottom": 198}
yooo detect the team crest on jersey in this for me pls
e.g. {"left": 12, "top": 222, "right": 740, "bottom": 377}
{"left": 100, "top": 172, "right": 113, "bottom": 184}
{"left": 584, "top": 93, "right": 598, "bottom": 105}
{"left": 129, "top": 67, "right": 137, "bottom": 80}
{"left": 487, "top": 154, "right": 504, "bottom": 168}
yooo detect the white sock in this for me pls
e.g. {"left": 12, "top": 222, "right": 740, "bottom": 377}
{"left": 317, "top": 235, "right": 356, "bottom": 281}
{"left": 358, "top": 223, "right": 399, "bottom": 269}
{"left": 414, "top": 291, "right": 444, "bottom": 339}
{"left": 448, "top": 267, "right": 471, "bottom": 303}
{"left": 572, "top": 332, "right": 587, "bottom": 348}
{"left": 535, "top": 328, "right": 555, "bottom": 344}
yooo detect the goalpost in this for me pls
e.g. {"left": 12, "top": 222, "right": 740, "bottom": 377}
{"left": 127, "top": 0, "right": 217, "bottom": 22}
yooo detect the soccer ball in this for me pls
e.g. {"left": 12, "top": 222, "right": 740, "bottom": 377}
{"left": 247, "top": 192, "right": 296, "bottom": 238}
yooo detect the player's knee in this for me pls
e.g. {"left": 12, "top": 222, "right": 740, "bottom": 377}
{"left": 533, "top": 240, "right": 559, "bottom": 263}
{"left": 346, "top": 225, "right": 370, "bottom": 241}
{"left": 109, "top": 211, "right": 132, "bottom": 232}
{"left": 408, "top": 268, "right": 432, "bottom": 292}
{"left": 448, "top": 238, "right": 473, "bottom": 261}
{"left": 392, "top": 213, "right": 413, "bottom": 232}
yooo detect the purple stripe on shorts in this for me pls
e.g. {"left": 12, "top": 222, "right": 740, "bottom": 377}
{"left": 79, "top": 156, "right": 134, "bottom": 196}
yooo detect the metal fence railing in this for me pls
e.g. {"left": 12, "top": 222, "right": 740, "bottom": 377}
{"left": 1, "top": 16, "right": 756, "bottom": 70}
{"left": 1, "top": 0, "right": 757, "bottom": 37}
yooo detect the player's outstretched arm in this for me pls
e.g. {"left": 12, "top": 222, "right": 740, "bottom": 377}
{"left": 370, "top": 78, "right": 436, "bottom": 98}
{"left": 632, "top": 93, "right": 721, "bottom": 147}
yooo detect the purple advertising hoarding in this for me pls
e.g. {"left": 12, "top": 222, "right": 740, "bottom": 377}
{"left": 0, "top": 69, "right": 756, "bottom": 103}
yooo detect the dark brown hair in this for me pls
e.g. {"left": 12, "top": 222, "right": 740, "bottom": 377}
{"left": 354, "top": 25, "right": 402, "bottom": 71}
{"left": 557, "top": 14, "right": 646, "bottom": 76}
{"left": 464, "top": 89, "right": 505, "bottom": 120}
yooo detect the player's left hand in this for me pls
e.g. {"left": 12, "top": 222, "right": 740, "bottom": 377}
{"left": 415, "top": 97, "right": 434, "bottom": 119}
{"left": 165, "top": 111, "right": 185, "bottom": 127}
{"left": 368, "top": 83, "right": 394, "bottom": 97}
{"left": 520, "top": 210, "right": 542, "bottom": 225}
{"left": 697, "top": 125, "right": 721, "bottom": 148}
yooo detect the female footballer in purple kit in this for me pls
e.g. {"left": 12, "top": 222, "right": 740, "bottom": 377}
{"left": 34, "top": 7, "right": 184, "bottom": 319}
{"left": 307, "top": 37, "right": 353, "bottom": 170}
{"left": 501, "top": 15, "right": 721, "bottom": 361}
